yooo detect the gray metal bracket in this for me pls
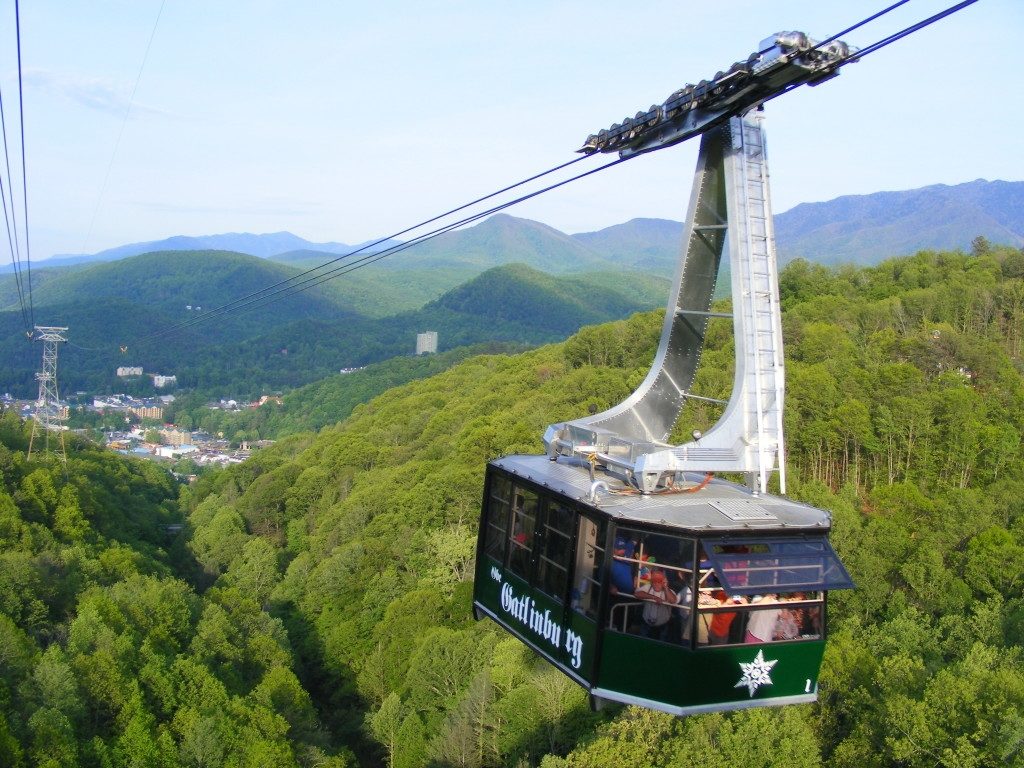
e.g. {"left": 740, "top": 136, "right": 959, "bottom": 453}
{"left": 545, "top": 112, "right": 785, "bottom": 495}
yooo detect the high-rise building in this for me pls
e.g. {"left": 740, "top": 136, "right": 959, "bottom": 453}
{"left": 416, "top": 331, "right": 438, "bottom": 355}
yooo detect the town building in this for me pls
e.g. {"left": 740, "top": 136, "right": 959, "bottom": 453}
{"left": 416, "top": 331, "right": 438, "bottom": 355}
{"left": 251, "top": 395, "right": 283, "bottom": 408}
{"left": 159, "top": 427, "right": 191, "bottom": 446}
{"left": 129, "top": 405, "right": 164, "bottom": 420}
{"left": 156, "top": 444, "right": 197, "bottom": 459}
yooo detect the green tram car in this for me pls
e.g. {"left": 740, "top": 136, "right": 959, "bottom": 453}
{"left": 473, "top": 455, "right": 854, "bottom": 716}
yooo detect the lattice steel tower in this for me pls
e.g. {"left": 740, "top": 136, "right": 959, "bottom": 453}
{"left": 28, "top": 325, "right": 69, "bottom": 465}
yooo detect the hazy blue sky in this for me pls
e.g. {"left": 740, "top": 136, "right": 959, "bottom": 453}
{"left": 1, "top": 0, "right": 1020, "bottom": 261}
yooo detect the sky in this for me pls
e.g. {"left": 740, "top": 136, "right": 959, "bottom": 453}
{"left": 0, "top": 0, "right": 1021, "bottom": 262}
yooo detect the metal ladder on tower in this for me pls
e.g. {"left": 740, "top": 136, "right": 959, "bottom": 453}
{"left": 730, "top": 112, "right": 786, "bottom": 494}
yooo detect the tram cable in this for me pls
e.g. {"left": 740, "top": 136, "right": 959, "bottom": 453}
{"left": 812, "top": 0, "right": 912, "bottom": 51}
{"left": 0, "top": 3, "right": 31, "bottom": 336}
{"left": 133, "top": 0, "right": 979, "bottom": 342}
{"left": 849, "top": 0, "right": 979, "bottom": 60}
{"left": 118, "top": 153, "right": 600, "bottom": 347}
{"left": 0, "top": 156, "right": 29, "bottom": 334}
{"left": 92, "top": 0, "right": 980, "bottom": 352}
{"left": 197, "top": 154, "right": 631, "bottom": 323}
{"left": 13, "top": 0, "right": 33, "bottom": 330}
{"left": 127, "top": 153, "right": 627, "bottom": 346}
{"left": 80, "top": 0, "right": 167, "bottom": 258}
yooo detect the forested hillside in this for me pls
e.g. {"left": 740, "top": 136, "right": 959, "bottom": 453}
{"left": 0, "top": 258, "right": 664, "bottom": 399}
{"left": 164, "top": 342, "right": 531, "bottom": 440}
{"left": 1, "top": 245, "right": 1023, "bottom": 766}
{"left": 17, "top": 250, "right": 353, "bottom": 332}
{"left": 0, "top": 250, "right": 360, "bottom": 397}
{"left": 0, "top": 416, "right": 353, "bottom": 766}
{"left": 178, "top": 264, "right": 664, "bottom": 396}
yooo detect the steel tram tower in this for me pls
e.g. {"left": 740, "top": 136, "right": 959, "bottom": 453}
{"left": 27, "top": 325, "right": 69, "bottom": 465}
{"left": 546, "top": 113, "right": 784, "bottom": 494}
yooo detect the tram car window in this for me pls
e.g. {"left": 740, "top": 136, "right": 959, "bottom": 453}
{"left": 483, "top": 473, "right": 512, "bottom": 561}
{"left": 606, "top": 527, "right": 696, "bottom": 642}
{"left": 507, "top": 488, "right": 538, "bottom": 580}
{"left": 537, "top": 500, "right": 574, "bottom": 601}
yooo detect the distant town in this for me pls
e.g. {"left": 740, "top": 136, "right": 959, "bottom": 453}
{"left": 2, "top": 378, "right": 278, "bottom": 476}
{"left": 4, "top": 329, "right": 442, "bottom": 476}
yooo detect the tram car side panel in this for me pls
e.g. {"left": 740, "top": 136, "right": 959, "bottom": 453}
{"left": 473, "top": 465, "right": 601, "bottom": 685}
{"left": 594, "top": 632, "right": 824, "bottom": 714}
{"left": 594, "top": 520, "right": 828, "bottom": 713}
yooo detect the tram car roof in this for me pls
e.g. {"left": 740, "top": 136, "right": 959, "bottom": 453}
{"left": 491, "top": 454, "right": 831, "bottom": 535}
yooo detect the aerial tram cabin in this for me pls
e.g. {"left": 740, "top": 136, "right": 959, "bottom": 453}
{"left": 474, "top": 457, "right": 853, "bottom": 715}
{"left": 473, "top": 31, "right": 856, "bottom": 716}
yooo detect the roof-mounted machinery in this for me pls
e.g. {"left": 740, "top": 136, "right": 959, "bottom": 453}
{"left": 580, "top": 32, "right": 855, "bottom": 158}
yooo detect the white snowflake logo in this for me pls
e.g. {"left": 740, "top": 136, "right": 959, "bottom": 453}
{"left": 735, "top": 649, "right": 778, "bottom": 697}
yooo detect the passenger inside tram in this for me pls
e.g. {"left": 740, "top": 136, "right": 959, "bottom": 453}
{"left": 606, "top": 529, "right": 826, "bottom": 647}
{"left": 635, "top": 568, "right": 677, "bottom": 641}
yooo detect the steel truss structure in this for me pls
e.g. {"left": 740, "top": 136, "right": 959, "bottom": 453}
{"left": 545, "top": 113, "right": 785, "bottom": 494}
{"left": 27, "top": 325, "right": 69, "bottom": 465}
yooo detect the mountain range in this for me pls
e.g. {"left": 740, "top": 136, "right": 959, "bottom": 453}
{"left": 7, "top": 178, "right": 1020, "bottom": 277}
{"left": 774, "top": 178, "right": 1024, "bottom": 265}
{"left": 2, "top": 177, "right": 1022, "bottom": 399}
{"left": 18, "top": 232, "right": 401, "bottom": 271}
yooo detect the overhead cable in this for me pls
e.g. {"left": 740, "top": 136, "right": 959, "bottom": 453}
{"left": 202, "top": 155, "right": 630, "bottom": 321}
{"left": 850, "top": 0, "right": 979, "bottom": 60}
{"left": 14, "top": 0, "right": 32, "bottom": 328}
{"left": 0, "top": 11, "right": 29, "bottom": 334}
{"left": 127, "top": 154, "right": 624, "bottom": 346}
{"left": 155, "top": 0, "right": 979, "bottom": 331}
{"left": 113, "top": 0, "right": 981, "bottom": 350}
{"left": 813, "top": 0, "right": 913, "bottom": 50}
{"left": 0, "top": 171, "right": 29, "bottom": 332}
{"left": 117, "top": 153, "right": 594, "bottom": 346}
{"left": 80, "top": 0, "right": 167, "bottom": 257}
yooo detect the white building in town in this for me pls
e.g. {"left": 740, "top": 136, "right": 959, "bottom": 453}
{"left": 416, "top": 331, "right": 438, "bottom": 355}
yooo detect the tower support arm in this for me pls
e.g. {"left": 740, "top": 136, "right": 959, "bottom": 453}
{"left": 546, "top": 113, "right": 786, "bottom": 495}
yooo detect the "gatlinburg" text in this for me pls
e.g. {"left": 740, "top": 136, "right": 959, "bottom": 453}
{"left": 499, "top": 581, "right": 583, "bottom": 669}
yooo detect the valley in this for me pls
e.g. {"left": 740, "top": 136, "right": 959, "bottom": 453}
{"left": 4, "top": 177, "right": 1022, "bottom": 405}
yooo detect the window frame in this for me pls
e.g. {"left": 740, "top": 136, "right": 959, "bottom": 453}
{"left": 701, "top": 536, "right": 854, "bottom": 596}
{"left": 570, "top": 513, "right": 607, "bottom": 622}
{"left": 605, "top": 525, "right": 698, "bottom": 647}
{"left": 535, "top": 497, "right": 575, "bottom": 602}
{"left": 483, "top": 472, "right": 513, "bottom": 563}
{"left": 694, "top": 536, "right": 838, "bottom": 648}
{"left": 506, "top": 486, "right": 539, "bottom": 581}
